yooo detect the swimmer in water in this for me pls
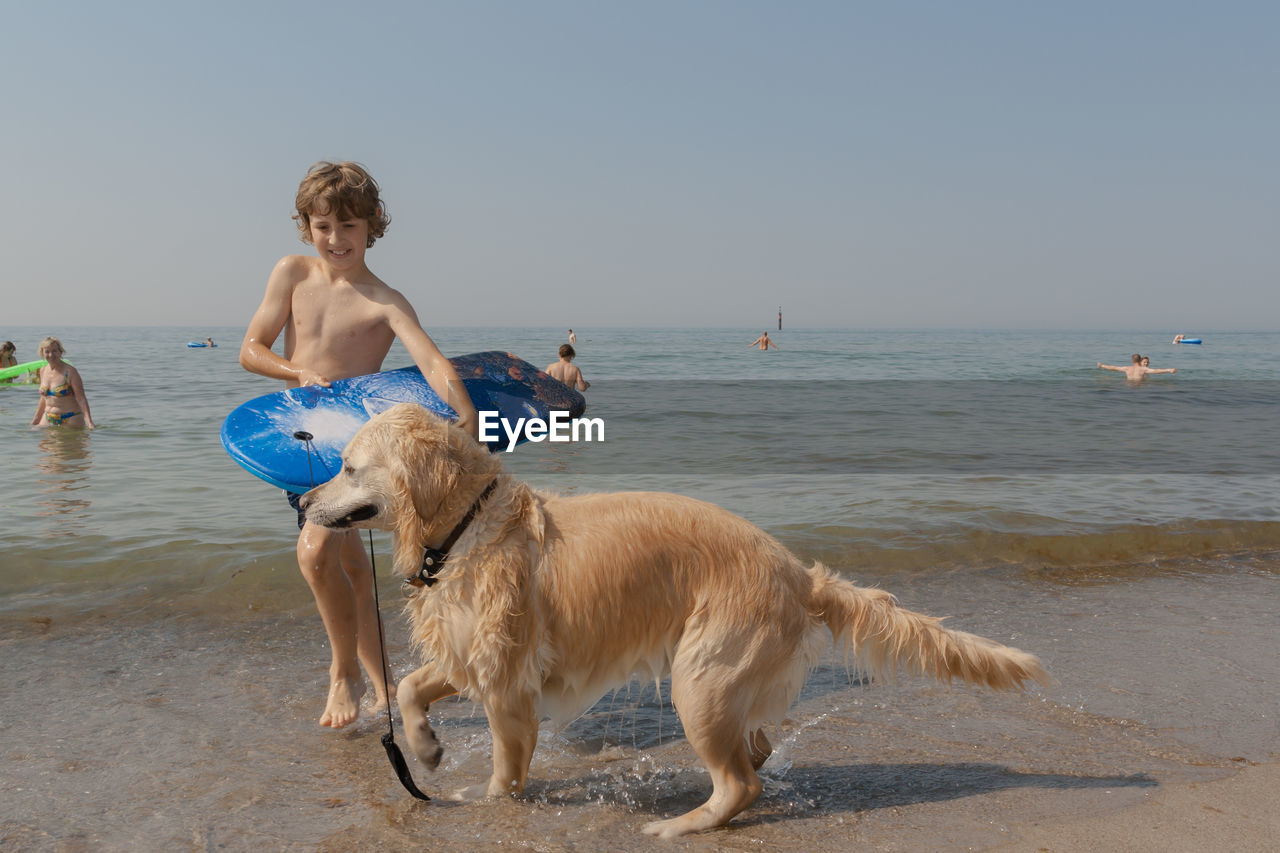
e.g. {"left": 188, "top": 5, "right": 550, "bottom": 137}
{"left": 31, "top": 337, "right": 95, "bottom": 428}
{"left": 546, "top": 344, "right": 590, "bottom": 391}
{"left": 1097, "top": 353, "right": 1176, "bottom": 381}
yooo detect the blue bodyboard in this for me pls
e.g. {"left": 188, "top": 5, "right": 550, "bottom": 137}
{"left": 221, "top": 351, "right": 586, "bottom": 492}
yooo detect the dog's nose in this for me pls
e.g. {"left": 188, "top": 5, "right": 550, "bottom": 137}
{"left": 297, "top": 493, "right": 311, "bottom": 510}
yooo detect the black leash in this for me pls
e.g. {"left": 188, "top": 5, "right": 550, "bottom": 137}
{"left": 367, "top": 529, "right": 432, "bottom": 801}
{"left": 292, "top": 429, "right": 430, "bottom": 802}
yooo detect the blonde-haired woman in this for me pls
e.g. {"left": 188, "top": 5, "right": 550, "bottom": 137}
{"left": 31, "top": 337, "right": 95, "bottom": 428}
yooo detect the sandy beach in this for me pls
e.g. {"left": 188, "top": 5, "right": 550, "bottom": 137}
{"left": 4, "top": 558, "right": 1275, "bottom": 851}
{"left": 990, "top": 761, "right": 1279, "bottom": 853}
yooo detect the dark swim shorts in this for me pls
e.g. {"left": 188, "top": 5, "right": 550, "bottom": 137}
{"left": 285, "top": 491, "right": 306, "bottom": 530}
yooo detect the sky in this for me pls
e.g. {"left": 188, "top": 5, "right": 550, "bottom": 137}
{"left": 2, "top": 1, "right": 1277, "bottom": 331}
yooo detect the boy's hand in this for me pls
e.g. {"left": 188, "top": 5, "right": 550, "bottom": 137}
{"left": 298, "top": 369, "right": 331, "bottom": 388}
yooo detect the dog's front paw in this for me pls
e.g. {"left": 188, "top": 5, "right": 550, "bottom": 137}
{"left": 400, "top": 710, "right": 443, "bottom": 769}
{"left": 405, "top": 725, "right": 442, "bottom": 770}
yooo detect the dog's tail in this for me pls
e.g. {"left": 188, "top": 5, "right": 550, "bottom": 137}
{"left": 808, "top": 563, "right": 1050, "bottom": 690}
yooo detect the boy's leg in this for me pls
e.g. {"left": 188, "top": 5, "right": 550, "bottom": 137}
{"left": 296, "top": 523, "right": 367, "bottom": 728}
{"left": 335, "top": 529, "right": 396, "bottom": 712}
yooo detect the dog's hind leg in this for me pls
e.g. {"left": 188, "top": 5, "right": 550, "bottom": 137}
{"left": 642, "top": 666, "right": 764, "bottom": 839}
{"left": 482, "top": 694, "right": 540, "bottom": 798}
{"left": 396, "top": 666, "right": 458, "bottom": 770}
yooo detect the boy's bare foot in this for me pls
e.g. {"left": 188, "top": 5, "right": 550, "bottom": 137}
{"left": 319, "top": 674, "right": 366, "bottom": 728}
{"left": 368, "top": 681, "right": 396, "bottom": 716}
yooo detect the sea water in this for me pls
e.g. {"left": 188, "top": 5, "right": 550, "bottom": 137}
{"left": 1, "top": 326, "right": 1277, "bottom": 850}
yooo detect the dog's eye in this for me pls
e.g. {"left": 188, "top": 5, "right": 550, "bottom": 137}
{"left": 344, "top": 464, "right": 355, "bottom": 476}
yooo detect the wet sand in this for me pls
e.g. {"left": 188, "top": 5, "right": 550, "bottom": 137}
{"left": 991, "top": 761, "right": 1279, "bottom": 853}
{"left": 2, "top": 561, "right": 1276, "bottom": 851}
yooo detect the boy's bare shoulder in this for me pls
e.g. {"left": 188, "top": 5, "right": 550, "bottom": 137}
{"left": 273, "top": 254, "right": 320, "bottom": 279}
{"left": 359, "top": 277, "right": 414, "bottom": 310}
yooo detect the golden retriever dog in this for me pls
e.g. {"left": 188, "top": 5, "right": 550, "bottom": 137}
{"left": 301, "top": 404, "right": 1049, "bottom": 838}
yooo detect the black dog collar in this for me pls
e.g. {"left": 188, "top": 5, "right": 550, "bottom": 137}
{"left": 404, "top": 479, "right": 498, "bottom": 593}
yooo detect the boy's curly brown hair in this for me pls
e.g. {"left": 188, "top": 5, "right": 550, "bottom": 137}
{"left": 293, "top": 161, "right": 391, "bottom": 248}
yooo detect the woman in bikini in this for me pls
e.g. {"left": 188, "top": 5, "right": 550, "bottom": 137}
{"left": 31, "top": 336, "right": 95, "bottom": 429}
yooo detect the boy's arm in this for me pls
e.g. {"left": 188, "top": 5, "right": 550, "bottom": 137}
{"left": 239, "top": 257, "right": 329, "bottom": 387}
{"left": 387, "top": 297, "right": 480, "bottom": 440}
{"left": 1097, "top": 362, "right": 1122, "bottom": 372}
{"left": 1150, "top": 367, "right": 1177, "bottom": 374}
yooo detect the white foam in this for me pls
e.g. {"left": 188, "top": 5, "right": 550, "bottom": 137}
{"left": 288, "top": 407, "right": 368, "bottom": 452}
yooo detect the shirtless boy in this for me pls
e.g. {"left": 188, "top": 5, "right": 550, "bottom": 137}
{"left": 749, "top": 331, "right": 779, "bottom": 351}
{"left": 546, "top": 344, "right": 590, "bottom": 391}
{"left": 1097, "top": 353, "right": 1177, "bottom": 381}
{"left": 240, "top": 161, "right": 479, "bottom": 728}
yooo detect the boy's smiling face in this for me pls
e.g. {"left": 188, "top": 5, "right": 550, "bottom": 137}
{"left": 308, "top": 208, "right": 370, "bottom": 270}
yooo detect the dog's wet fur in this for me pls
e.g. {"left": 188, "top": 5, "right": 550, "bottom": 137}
{"left": 302, "top": 404, "right": 1049, "bottom": 838}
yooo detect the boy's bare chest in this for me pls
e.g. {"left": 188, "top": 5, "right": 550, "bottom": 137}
{"left": 290, "top": 285, "right": 390, "bottom": 340}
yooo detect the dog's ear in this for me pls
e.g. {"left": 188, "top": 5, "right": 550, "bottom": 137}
{"left": 388, "top": 411, "right": 452, "bottom": 575}
{"left": 383, "top": 405, "right": 505, "bottom": 575}
{"left": 392, "top": 502, "right": 428, "bottom": 577}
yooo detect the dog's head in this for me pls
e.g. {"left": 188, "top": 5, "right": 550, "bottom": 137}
{"left": 301, "top": 404, "right": 502, "bottom": 570}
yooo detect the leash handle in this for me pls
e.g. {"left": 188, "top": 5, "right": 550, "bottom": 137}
{"left": 382, "top": 733, "right": 432, "bottom": 801}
